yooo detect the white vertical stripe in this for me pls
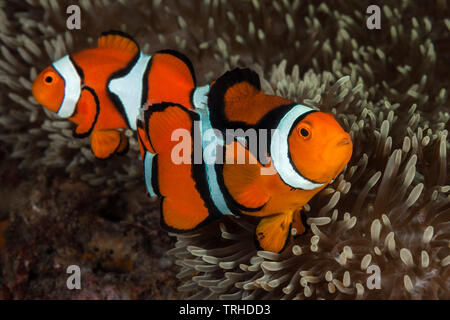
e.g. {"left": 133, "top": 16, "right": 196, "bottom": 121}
{"left": 191, "top": 85, "right": 235, "bottom": 215}
{"left": 108, "top": 52, "right": 151, "bottom": 130}
{"left": 270, "top": 104, "right": 325, "bottom": 190}
{"left": 198, "top": 107, "right": 235, "bottom": 216}
{"left": 52, "top": 55, "right": 81, "bottom": 118}
{"left": 192, "top": 84, "right": 210, "bottom": 109}
{"left": 144, "top": 151, "right": 157, "bottom": 197}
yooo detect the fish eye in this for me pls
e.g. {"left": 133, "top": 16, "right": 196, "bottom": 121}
{"left": 43, "top": 71, "right": 56, "bottom": 86}
{"left": 300, "top": 128, "right": 309, "bottom": 137}
{"left": 297, "top": 124, "right": 312, "bottom": 140}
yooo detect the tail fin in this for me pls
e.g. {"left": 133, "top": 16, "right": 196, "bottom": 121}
{"left": 145, "top": 50, "right": 196, "bottom": 109}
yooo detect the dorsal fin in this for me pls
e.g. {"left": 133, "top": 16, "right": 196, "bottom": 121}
{"left": 97, "top": 30, "right": 139, "bottom": 55}
{"left": 209, "top": 68, "right": 261, "bottom": 103}
{"left": 207, "top": 68, "right": 291, "bottom": 129}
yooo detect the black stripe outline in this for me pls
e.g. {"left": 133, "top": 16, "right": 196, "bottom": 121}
{"left": 138, "top": 133, "right": 154, "bottom": 198}
{"left": 69, "top": 54, "right": 85, "bottom": 83}
{"left": 136, "top": 118, "right": 157, "bottom": 154}
{"left": 151, "top": 154, "right": 161, "bottom": 197}
{"left": 140, "top": 55, "right": 153, "bottom": 108}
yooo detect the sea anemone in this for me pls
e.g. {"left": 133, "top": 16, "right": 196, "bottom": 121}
{"left": 168, "top": 0, "right": 450, "bottom": 298}
{"left": 170, "top": 62, "right": 449, "bottom": 300}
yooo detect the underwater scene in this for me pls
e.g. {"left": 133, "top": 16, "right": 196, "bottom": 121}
{"left": 0, "top": 0, "right": 448, "bottom": 302}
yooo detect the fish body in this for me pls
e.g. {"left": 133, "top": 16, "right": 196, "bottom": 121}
{"left": 32, "top": 31, "right": 196, "bottom": 159}
{"left": 137, "top": 64, "right": 353, "bottom": 253}
{"left": 33, "top": 31, "right": 353, "bottom": 252}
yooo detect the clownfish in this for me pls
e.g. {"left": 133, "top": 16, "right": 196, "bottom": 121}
{"left": 32, "top": 30, "right": 196, "bottom": 159}
{"left": 137, "top": 64, "right": 353, "bottom": 253}
{"left": 33, "top": 30, "right": 353, "bottom": 252}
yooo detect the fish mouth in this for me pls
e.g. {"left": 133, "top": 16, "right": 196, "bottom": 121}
{"left": 337, "top": 137, "right": 351, "bottom": 146}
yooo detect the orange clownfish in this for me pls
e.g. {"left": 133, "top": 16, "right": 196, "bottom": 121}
{"left": 32, "top": 29, "right": 353, "bottom": 252}
{"left": 137, "top": 64, "right": 353, "bottom": 253}
{"left": 32, "top": 31, "right": 196, "bottom": 159}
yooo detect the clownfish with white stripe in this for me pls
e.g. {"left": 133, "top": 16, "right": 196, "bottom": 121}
{"left": 137, "top": 65, "right": 353, "bottom": 253}
{"left": 33, "top": 30, "right": 353, "bottom": 252}
{"left": 32, "top": 30, "right": 195, "bottom": 159}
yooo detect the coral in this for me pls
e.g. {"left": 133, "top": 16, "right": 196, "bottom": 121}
{"left": 0, "top": 0, "right": 448, "bottom": 299}
{"left": 0, "top": 167, "right": 182, "bottom": 299}
{"left": 167, "top": 1, "right": 450, "bottom": 299}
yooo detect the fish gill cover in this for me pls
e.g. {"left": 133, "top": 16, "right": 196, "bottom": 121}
{"left": 0, "top": 0, "right": 448, "bottom": 299}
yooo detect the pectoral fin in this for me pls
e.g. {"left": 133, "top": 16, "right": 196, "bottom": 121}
{"left": 71, "top": 87, "right": 100, "bottom": 138}
{"left": 90, "top": 129, "right": 125, "bottom": 159}
{"left": 223, "top": 141, "right": 270, "bottom": 211}
{"left": 255, "top": 211, "right": 294, "bottom": 253}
